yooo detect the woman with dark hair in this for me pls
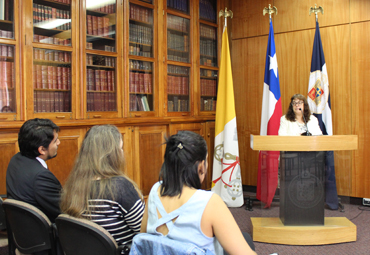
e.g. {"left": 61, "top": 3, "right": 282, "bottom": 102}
{"left": 60, "top": 125, "right": 145, "bottom": 247}
{"left": 140, "top": 131, "right": 256, "bottom": 255}
{"left": 279, "top": 94, "right": 322, "bottom": 136}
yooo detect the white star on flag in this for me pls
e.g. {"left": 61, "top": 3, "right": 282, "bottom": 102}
{"left": 269, "top": 54, "right": 278, "bottom": 77}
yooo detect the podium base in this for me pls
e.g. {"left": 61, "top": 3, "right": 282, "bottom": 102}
{"left": 251, "top": 217, "right": 356, "bottom": 245}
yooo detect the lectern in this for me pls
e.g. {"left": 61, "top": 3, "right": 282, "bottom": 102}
{"left": 250, "top": 135, "right": 358, "bottom": 245}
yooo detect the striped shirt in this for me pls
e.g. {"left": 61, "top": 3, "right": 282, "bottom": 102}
{"left": 82, "top": 177, "right": 145, "bottom": 245}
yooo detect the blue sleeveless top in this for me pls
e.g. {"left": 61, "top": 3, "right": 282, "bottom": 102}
{"left": 147, "top": 182, "right": 216, "bottom": 253}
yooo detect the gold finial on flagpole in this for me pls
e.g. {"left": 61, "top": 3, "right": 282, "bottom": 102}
{"left": 263, "top": 4, "right": 278, "bottom": 20}
{"left": 309, "top": 4, "right": 324, "bottom": 22}
{"left": 219, "top": 8, "right": 233, "bottom": 27}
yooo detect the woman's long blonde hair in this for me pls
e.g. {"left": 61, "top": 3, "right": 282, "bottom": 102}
{"left": 60, "top": 125, "right": 142, "bottom": 217}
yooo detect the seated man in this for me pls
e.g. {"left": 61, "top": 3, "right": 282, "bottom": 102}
{"left": 6, "top": 118, "right": 62, "bottom": 222}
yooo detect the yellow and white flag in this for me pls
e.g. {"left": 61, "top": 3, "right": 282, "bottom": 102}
{"left": 211, "top": 26, "right": 243, "bottom": 207}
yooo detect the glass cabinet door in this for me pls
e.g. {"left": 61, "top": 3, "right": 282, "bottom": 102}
{"left": 86, "top": 54, "right": 116, "bottom": 113}
{"left": 167, "top": 65, "right": 189, "bottom": 112}
{"left": 0, "top": 44, "right": 15, "bottom": 113}
{"left": 167, "top": 0, "right": 189, "bottom": 14}
{"left": 129, "top": 60, "right": 153, "bottom": 112}
{"left": 33, "top": 0, "right": 72, "bottom": 46}
{"left": 200, "top": 24, "right": 217, "bottom": 67}
{"left": 86, "top": 0, "right": 116, "bottom": 52}
{"left": 33, "top": 49, "right": 71, "bottom": 113}
{"left": 200, "top": 68, "right": 217, "bottom": 111}
{"left": 0, "top": 0, "right": 14, "bottom": 39}
{"left": 167, "top": 14, "right": 190, "bottom": 63}
{"left": 129, "top": 3, "right": 153, "bottom": 58}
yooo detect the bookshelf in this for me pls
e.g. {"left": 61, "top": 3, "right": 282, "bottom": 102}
{"left": 199, "top": 0, "right": 218, "bottom": 115}
{"left": 33, "top": 48, "right": 72, "bottom": 113}
{"left": 0, "top": 44, "right": 15, "bottom": 113}
{"left": 167, "top": 65, "right": 189, "bottom": 112}
{"left": 0, "top": 0, "right": 222, "bottom": 195}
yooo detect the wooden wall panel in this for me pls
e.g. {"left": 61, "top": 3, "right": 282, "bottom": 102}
{"left": 134, "top": 126, "right": 166, "bottom": 196}
{"left": 351, "top": 21, "right": 370, "bottom": 198}
{"left": 350, "top": 0, "right": 370, "bottom": 23}
{"left": 169, "top": 123, "right": 204, "bottom": 137}
{"left": 48, "top": 128, "right": 85, "bottom": 186}
{"left": 117, "top": 126, "right": 134, "bottom": 180}
{"left": 232, "top": 36, "right": 267, "bottom": 186}
{"left": 0, "top": 133, "right": 18, "bottom": 196}
{"left": 204, "top": 121, "right": 215, "bottom": 190}
{"left": 274, "top": 0, "right": 349, "bottom": 33}
{"left": 230, "top": 0, "right": 270, "bottom": 39}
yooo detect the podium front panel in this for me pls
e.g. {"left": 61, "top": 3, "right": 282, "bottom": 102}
{"left": 279, "top": 151, "right": 325, "bottom": 226}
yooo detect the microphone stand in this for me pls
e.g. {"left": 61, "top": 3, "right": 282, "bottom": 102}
{"left": 299, "top": 108, "right": 312, "bottom": 136}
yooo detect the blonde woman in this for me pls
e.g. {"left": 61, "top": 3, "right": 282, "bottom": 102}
{"left": 60, "top": 125, "right": 144, "bottom": 247}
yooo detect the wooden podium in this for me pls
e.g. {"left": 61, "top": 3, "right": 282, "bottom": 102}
{"left": 250, "top": 135, "right": 358, "bottom": 245}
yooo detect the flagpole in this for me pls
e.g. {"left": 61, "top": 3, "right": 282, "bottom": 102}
{"left": 218, "top": 8, "right": 233, "bottom": 31}
{"left": 309, "top": 4, "right": 324, "bottom": 22}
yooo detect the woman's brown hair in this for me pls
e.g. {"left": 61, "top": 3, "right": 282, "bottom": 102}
{"left": 285, "top": 94, "right": 311, "bottom": 122}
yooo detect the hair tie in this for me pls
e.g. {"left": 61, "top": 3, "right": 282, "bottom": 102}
{"left": 177, "top": 143, "right": 183, "bottom": 149}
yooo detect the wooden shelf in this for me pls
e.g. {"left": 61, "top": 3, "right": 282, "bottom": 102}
{"left": 87, "top": 64, "right": 115, "bottom": 69}
{"left": 33, "top": 0, "right": 71, "bottom": 10}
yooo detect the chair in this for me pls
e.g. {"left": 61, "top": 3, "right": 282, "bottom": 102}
{"left": 0, "top": 198, "right": 6, "bottom": 231}
{"left": 129, "top": 233, "right": 215, "bottom": 255}
{"left": 55, "top": 214, "right": 128, "bottom": 255}
{"left": 2, "top": 199, "right": 58, "bottom": 255}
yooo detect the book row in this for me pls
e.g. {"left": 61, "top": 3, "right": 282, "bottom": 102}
{"left": 33, "top": 65, "right": 71, "bottom": 90}
{"left": 167, "top": 0, "right": 188, "bottom": 13}
{"left": 168, "top": 33, "right": 189, "bottom": 52}
{"left": 88, "top": 3, "right": 115, "bottom": 14}
{"left": 33, "top": 34, "right": 71, "bottom": 46}
{"left": 129, "top": 23, "right": 153, "bottom": 45}
{"left": 168, "top": 65, "right": 189, "bottom": 75}
{"left": 168, "top": 97, "right": 189, "bottom": 112}
{"left": 86, "top": 43, "right": 115, "bottom": 52}
{"left": 48, "top": 0, "right": 71, "bottom": 4}
{"left": 129, "top": 4, "right": 152, "bottom": 23}
{"left": 129, "top": 43, "right": 151, "bottom": 57}
{"left": 199, "top": 0, "right": 217, "bottom": 22}
{"left": 200, "top": 79, "right": 217, "bottom": 96}
{"left": 200, "top": 57, "right": 216, "bottom": 67}
{"left": 167, "top": 15, "right": 188, "bottom": 33}
{"left": 34, "top": 49, "right": 71, "bottom": 63}
{"left": 33, "top": 4, "right": 71, "bottom": 31}
{"left": 200, "top": 98, "right": 216, "bottom": 111}
{"left": 129, "top": 60, "right": 151, "bottom": 71}
{"left": 200, "top": 40, "right": 217, "bottom": 58}
{"left": 34, "top": 91, "right": 71, "bottom": 113}
{"left": 0, "top": 30, "right": 13, "bottom": 39}
{"left": 87, "top": 69, "right": 115, "bottom": 92}
{"left": 87, "top": 55, "right": 115, "bottom": 67}
{"left": 200, "top": 69, "right": 217, "bottom": 77}
{"left": 167, "top": 75, "right": 189, "bottom": 95}
{"left": 0, "top": 60, "right": 14, "bottom": 90}
{"left": 129, "top": 94, "right": 151, "bottom": 112}
{"left": 87, "top": 92, "right": 116, "bottom": 112}
{"left": 86, "top": 15, "right": 113, "bottom": 38}
{"left": 168, "top": 53, "right": 188, "bottom": 63}
{"left": 1, "top": 44, "right": 13, "bottom": 57}
{"left": 200, "top": 24, "right": 216, "bottom": 39}
{"left": 0, "top": 90, "right": 15, "bottom": 113}
{"left": 129, "top": 72, "right": 153, "bottom": 94}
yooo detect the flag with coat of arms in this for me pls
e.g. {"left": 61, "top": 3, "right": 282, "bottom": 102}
{"left": 211, "top": 25, "right": 243, "bottom": 207}
{"left": 307, "top": 21, "right": 338, "bottom": 210}
{"left": 256, "top": 20, "right": 282, "bottom": 208}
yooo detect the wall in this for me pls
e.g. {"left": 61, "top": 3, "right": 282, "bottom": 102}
{"left": 230, "top": 0, "right": 370, "bottom": 198}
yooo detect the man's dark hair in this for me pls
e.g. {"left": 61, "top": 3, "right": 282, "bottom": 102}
{"left": 159, "top": 131, "right": 208, "bottom": 197}
{"left": 18, "top": 118, "right": 60, "bottom": 158}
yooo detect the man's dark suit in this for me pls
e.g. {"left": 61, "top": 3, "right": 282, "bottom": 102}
{"left": 6, "top": 152, "right": 62, "bottom": 222}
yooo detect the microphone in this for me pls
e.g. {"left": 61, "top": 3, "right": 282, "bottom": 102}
{"left": 299, "top": 108, "right": 312, "bottom": 136}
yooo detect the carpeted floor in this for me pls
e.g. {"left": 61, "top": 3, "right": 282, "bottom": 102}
{"left": 229, "top": 197, "right": 370, "bottom": 255}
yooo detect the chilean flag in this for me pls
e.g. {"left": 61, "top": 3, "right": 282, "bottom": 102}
{"left": 256, "top": 20, "right": 282, "bottom": 207}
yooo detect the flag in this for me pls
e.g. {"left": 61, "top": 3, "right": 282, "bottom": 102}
{"left": 307, "top": 22, "right": 338, "bottom": 210}
{"left": 211, "top": 26, "right": 243, "bottom": 207}
{"left": 256, "top": 20, "right": 282, "bottom": 208}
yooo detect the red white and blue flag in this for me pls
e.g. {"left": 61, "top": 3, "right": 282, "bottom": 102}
{"left": 256, "top": 20, "right": 282, "bottom": 207}
{"left": 307, "top": 22, "right": 338, "bottom": 209}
